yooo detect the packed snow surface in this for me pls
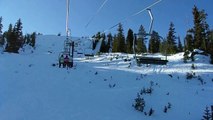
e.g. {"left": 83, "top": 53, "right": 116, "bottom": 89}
{"left": 0, "top": 35, "right": 212, "bottom": 120}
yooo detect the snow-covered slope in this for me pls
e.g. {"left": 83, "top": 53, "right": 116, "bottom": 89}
{"left": 0, "top": 35, "right": 212, "bottom": 120}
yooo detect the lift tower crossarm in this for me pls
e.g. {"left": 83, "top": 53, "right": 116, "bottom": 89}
{"left": 147, "top": 8, "right": 154, "bottom": 35}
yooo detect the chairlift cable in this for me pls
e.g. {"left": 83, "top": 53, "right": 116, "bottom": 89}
{"left": 85, "top": 0, "right": 109, "bottom": 28}
{"left": 102, "top": 0, "right": 162, "bottom": 34}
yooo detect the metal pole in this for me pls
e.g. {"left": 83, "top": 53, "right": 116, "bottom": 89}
{"left": 66, "top": 0, "right": 70, "bottom": 38}
{"left": 133, "top": 34, "right": 137, "bottom": 61}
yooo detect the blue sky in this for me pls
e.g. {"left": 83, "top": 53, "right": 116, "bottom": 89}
{"left": 0, "top": 0, "right": 212, "bottom": 40}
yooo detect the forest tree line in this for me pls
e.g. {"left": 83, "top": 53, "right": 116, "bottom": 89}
{"left": 92, "top": 6, "right": 213, "bottom": 63}
{"left": 0, "top": 18, "right": 36, "bottom": 53}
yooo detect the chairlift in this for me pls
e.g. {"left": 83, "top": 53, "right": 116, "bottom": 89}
{"left": 58, "top": 0, "right": 74, "bottom": 68}
{"left": 133, "top": 9, "right": 168, "bottom": 65}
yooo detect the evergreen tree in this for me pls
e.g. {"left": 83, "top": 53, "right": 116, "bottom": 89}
{"left": 208, "top": 30, "right": 213, "bottom": 64}
{"left": 24, "top": 34, "right": 31, "bottom": 45}
{"left": 100, "top": 33, "right": 107, "bottom": 53}
{"left": 160, "top": 39, "right": 167, "bottom": 55}
{"left": 14, "top": 19, "right": 24, "bottom": 49}
{"left": 136, "top": 37, "right": 143, "bottom": 54}
{"left": 116, "top": 23, "right": 126, "bottom": 53}
{"left": 5, "top": 24, "right": 17, "bottom": 52}
{"left": 106, "top": 33, "right": 113, "bottom": 52}
{"left": 136, "top": 25, "right": 147, "bottom": 54}
{"left": 112, "top": 34, "right": 118, "bottom": 52}
{"left": 24, "top": 32, "right": 36, "bottom": 48}
{"left": 192, "top": 5, "right": 209, "bottom": 51}
{"left": 0, "top": 17, "right": 4, "bottom": 46}
{"left": 184, "top": 30, "right": 194, "bottom": 51}
{"left": 126, "top": 29, "right": 134, "bottom": 53}
{"left": 92, "top": 32, "right": 101, "bottom": 50}
{"left": 0, "top": 17, "right": 2, "bottom": 35}
{"left": 202, "top": 106, "right": 211, "bottom": 120}
{"left": 149, "top": 30, "right": 160, "bottom": 53}
{"left": 30, "top": 32, "right": 36, "bottom": 48}
{"left": 166, "top": 22, "right": 177, "bottom": 54}
{"left": 177, "top": 36, "right": 183, "bottom": 52}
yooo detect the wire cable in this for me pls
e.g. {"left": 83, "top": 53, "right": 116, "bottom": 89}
{"left": 85, "top": 0, "right": 109, "bottom": 28}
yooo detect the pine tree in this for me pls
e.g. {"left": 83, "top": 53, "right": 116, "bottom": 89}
{"left": 202, "top": 106, "right": 211, "bottom": 120}
{"left": 136, "top": 25, "right": 147, "bottom": 54}
{"left": 0, "top": 17, "right": 4, "bottom": 46}
{"left": 209, "top": 30, "right": 213, "bottom": 64}
{"left": 184, "top": 30, "right": 194, "bottom": 51}
{"left": 100, "top": 33, "right": 107, "bottom": 53}
{"left": 106, "top": 33, "right": 113, "bottom": 52}
{"left": 92, "top": 32, "right": 101, "bottom": 50}
{"left": 112, "top": 34, "right": 118, "bottom": 52}
{"left": 126, "top": 29, "right": 134, "bottom": 53}
{"left": 192, "top": 5, "right": 209, "bottom": 51}
{"left": 136, "top": 38, "right": 143, "bottom": 54}
{"left": 30, "top": 32, "right": 36, "bottom": 48}
{"left": 5, "top": 24, "right": 17, "bottom": 52}
{"left": 166, "top": 22, "right": 177, "bottom": 54}
{"left": 177, "top": 36, "right": 183, "bottom": 52}
{"left": 149, "top": 30, "right": 160, "bottom": 53}
{"left": 14, "top": 18, "right": 24, "bottom": 50}
{"left": 0, "top": 17, "right": 2, "bottom": 35}
{"left": 160, "top": 39, "right": 167, "bottom": 55}
{"left": 116, "top": 23, "right": 126, "bottom": 53}
{"left": 24, "top": 34, "right": 31, "bottom": 45}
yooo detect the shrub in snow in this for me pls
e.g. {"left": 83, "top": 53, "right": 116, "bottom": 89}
{"left": 164, "top": 106, "right": 168, "bottom": 113}
{"left": 109, "top": 83, "right": 116, "bottom": 88}
{"left": 132, "top": 93, "right": 145, "bottom": 112}
{"left": 164, "top": 102, "right": 171, "bottom": 113}
{"left": 202, "top": 106, "right": 212, "bottom": 120}
{"left": 148, "top": 108, "right": 154, "bottom": 116}
{"left": 210, "top": 54, "right": 213, "bottom": 64}
{"left": 168, "top": 102, "right": 172, "bottom": 109}
{"left": 186, "top": 71, "right": 196, "bottom": 79}
{"left": 198, "top": 76, "right": 204, "bottom": 85}
{"left": 140, "top": 87, "right": 153, "bottom": 95}
{"left": 191, "top": 64, "right": 196, "bottom": 69}
{"left": 183, "top": 50, "right": 190, "bottom": 63}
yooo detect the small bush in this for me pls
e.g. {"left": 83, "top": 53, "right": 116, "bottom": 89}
{"left": 186, "top": 71, "right": 196, "bottom": 79}
{"left": 132, "top": 93, "right": 146, "bottom": 112}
